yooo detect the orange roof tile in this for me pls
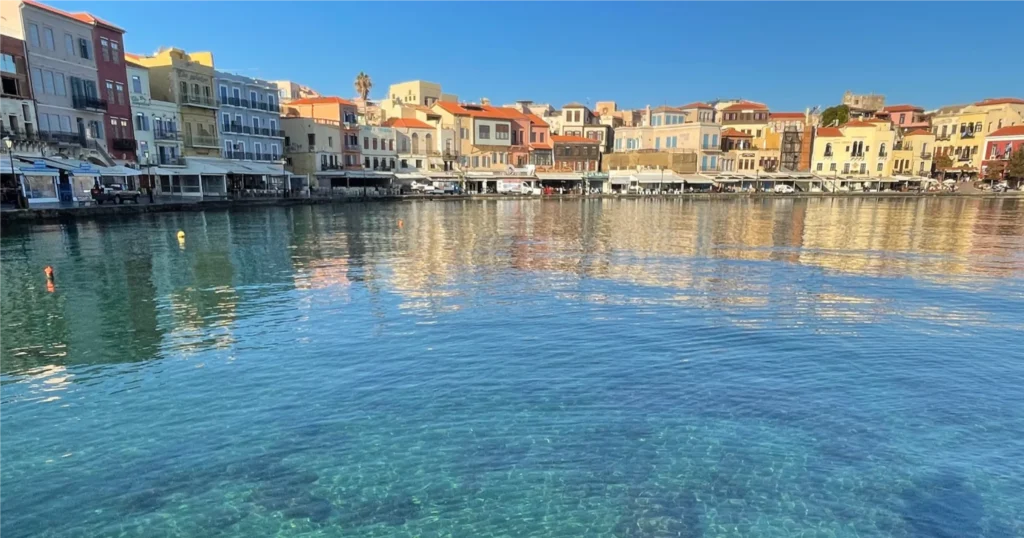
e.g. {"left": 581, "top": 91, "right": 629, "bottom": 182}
{"left": 722, "top": 101, "right": 769, "bottom": 112}
{"left": 563, "top": 102, "right": 586, "bottom": 108}
{"left": 816, "top": 127, "right": 844, "bottom": 138}
{"left": 481, "top": 105, "right": 530, "bottom": 121}
{"left": 23, "top": 0, "right": 88, "bottom": 25}
{"left": 679, "top": 102, "right": 713, "bottom": 110}
{"left": 530, "top": 142, "right": 553, "bottom": 150}
{"left": 975, "top": 98, "right": 1024, "bottom": 107}
{"left": 69, "top": 12, "right": 125, "bottom": 32}
{"left": 988, "top": 125, "right": 1024, "bottom": 137}
{"left": 551, "top": 135, "right": 600, "bottom": 144}
{"left": 432, "top": 101, "right": 510, "bottom": 120}
{"left": 525, "top": 113, "right": 548, "bottom": 127}
{"left": 770, "top": 112, "right": 805, "bottom": 120}
{"left": 721, "top": 128, "right": 752, "bottom": 138}
{"left": 882, "top": 104, "right": 922, "bottom": 113}
{"left": 652, "top": 106, "right": 683, "bottom": 113}
{"left": 904, "top": 129, "right": 933, "bottom": 137}
{"left": 125, "top": 52, "right": 143, "bottom": 62}
{"left": 384, "top": 118, "right": 434, "bottom": 129}
{"left": 289, "top": 97, "right": 355, "bottom": 106}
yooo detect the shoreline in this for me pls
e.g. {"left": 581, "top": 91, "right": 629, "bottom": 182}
{"left": 2, "top": 191, "right": 1021, "bottom": 224}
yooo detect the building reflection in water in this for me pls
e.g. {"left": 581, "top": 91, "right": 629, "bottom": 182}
{"left": 2, "top": 197, "right": 1022, "bottom": 378}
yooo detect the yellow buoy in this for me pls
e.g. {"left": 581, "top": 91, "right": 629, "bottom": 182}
{"left": 177, "top": 230, "right": 185, "bottom": 240}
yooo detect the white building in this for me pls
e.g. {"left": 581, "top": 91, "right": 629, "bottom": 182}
{"left": 126, "top": 61, "right": 183, "bottom": 168}
{"left": 359, "top": 125, "right": 396, "bottom": 171}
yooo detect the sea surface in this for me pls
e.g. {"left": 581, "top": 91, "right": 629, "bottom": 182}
{"left": 2, "top": 197, "right": 1023, "bottom": 538}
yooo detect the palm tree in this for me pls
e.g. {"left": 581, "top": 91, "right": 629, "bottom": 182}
{"left": 354, "top": 72, "right": 372, "bottom": 101}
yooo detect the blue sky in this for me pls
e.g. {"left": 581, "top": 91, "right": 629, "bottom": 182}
{"left": 53, "top": 1, "right": 1023, "bottom": 112}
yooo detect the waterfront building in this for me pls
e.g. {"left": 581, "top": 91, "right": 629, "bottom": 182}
{"left": 72, "top": 12, "right": 135, "bottom": 163}
{"left": 2, "top": 0, "right": 110, "bottom": 165}
{"left": 281, "top": 116, "right": 343, "bottom": 186}
{"left": 384, "top": 117, "right": 456, "bottom": 172}
{"left": 982, "top": 125, "right": 1024, "bottom": 187}
{"left": 877, "top": 104, "right": 929, "bottom": 134}
{"left": 433, "top": 100, "right": 514, "bottom": 172}
{"left": 131, "top": 48, "right": 219, "bottom": 158}
{"left": 890, "top": 129, "right": 935, "bottom": 177}
{"left": 526, "top": 113, "right": 552, "bottom": 168}
{"left": 381, "top": 80, "right": 457, "bottom": 121}
{"left": 215, "top": 70, "right": 283, "bottom": 163}
{"left": 271, "top": 80, "right": 319, "bottom": 103}
{"left": 359, "top": 125, "right": 396, "bottom": 171}
{"left": 931, "top": 98, "right": 1024, "bottom": 176}
{"left": 559, "top": 103, "right": 611, "bottom": 153}
{"left": 1, "top": 34, "right": 41, "bottom": 154}
{"left": 551, "top": 135, "right": 601, "bottom": 172}
{"left": 595, "top": 101, "right": 643, "bottom": 127}
{"left": 126, "top": 59, "right": 184, "bottom": 169}
{"left": 811, "top": 120, "right": 896, "bottom": 182}
{"left": 770, "top": 111, "right": 813, "bottom": 172}
{"left": 283, "top": 96, "right": 361, "bottom": 169}
{"left": 613, "top": 104, "right": 721, "bottom": 172}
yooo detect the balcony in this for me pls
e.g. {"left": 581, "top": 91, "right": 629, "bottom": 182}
{"left": 158, "top": 155, "right": 186, "bottom": 166}
{"left": 958, "top": 154, "right": 972, "bottom": 162}
{"left": 112, "top": 138, "right": 137, "bottom": 151}
{"left": 1, "top": 126, "right": 37, "bottom": 141}
{"left": 960, "top": 132, "right": 975, "bottom": 139}
{"left": 154, "top": 130, "right": 181, "bottom": 141}
{"left": 249, "top": 101, "right": 279, "bottom": 113}
{"left": 345, "top": 143, "right": 360, "bottom": 150}
{"left": 920, "top": 151, "right": 932, "bottom": 159}
{"left": 320, "top": 163, "right": 343, "bottom": 171}
{"left": 935, "top": 134, "right": 951, "bottom": 141}
{"left": 179, "top": 94, "right": 218, "bottom": 108}
{"left": 255, "top": 153, "right": 280, "bottom": 162}
{"left": 188, "top": 133, "right": 220, "bottom": 148}
{"left": 701, "top": 144, "right": 721, "bottom": 151}
{"left": 878, "top": 152, "right": 888, "bottom": 158}
{"left": 225, "top": 150, "right": 254, "bottom": 161}
{"left": 219, "top": 96, "right": 250, "bottom": 108}
{"left": 37, "top": 130, "right": 85, "bottom": 145}
{"left": 72, "top": 95, "right": 107, "bottom": 111}
{"left": 823, "top": 151, "right": 833, "bottom": 158}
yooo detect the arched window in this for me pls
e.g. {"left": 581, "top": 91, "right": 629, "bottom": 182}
{"left": 825, "top": 143, "right": 832, "bottom": 156}
{"left": 373, "top": 157, "right": 379, "bottom": 169}
{"left": 411, "top": 133, "right": 419, "bottom": 154}
{"left": 179, "top": 81, "right": 188, "bottom": 97}
{"left": 425, "top": 133, "right": 433, "bottom": 153}
{"left": 879, "top": 143, "right": 886, "bottom": 156}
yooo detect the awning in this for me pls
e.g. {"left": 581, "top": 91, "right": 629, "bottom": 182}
{"left": 242, "top": 163, "right": 287, "bottom": 176}
{"left": 35, "top": 157, "right": 103, "bottom": 175}
{"left": 176, "top": 160, "right": 230, "bottom": 175}
{"left": 2, "top": 157, "right": 60, "bottom": 176}
{"left": 537, "top": 173, "right": 583, "bottom": 180}
{"left": 99, "top": 165, "right": 142, "bottom": 177}
{"left": 395, "top": 172, "right": 428, "bottom": 180}
{"left": 315, "top": 170, "right": 347, "bottom": 178}
{"left": 635, "top": 171, "right": 683, "bottom": 184}
{"left": 680, "top": 175, "right": 713, "bottom": 185}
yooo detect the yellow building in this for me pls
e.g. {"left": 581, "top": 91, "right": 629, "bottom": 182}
{"left": 811, "top": 120, "right": 896, "bottom": 185}
{"left": 889, "top": 129, "right": 935, "bottom": 177}
{"left": 382, "top": 80, "right": 457, "bottom": 122}
{"left": 931, "top": 98, "right": 1024, "bottom": 174}
{"left": 718, "top": 101, "right": 782, "bottom": 173}
{"left": 613, "top": 105, "right": 722, "bottom": 172}
{"left": 130, "top": 48, "right": 219, "bottom": 157}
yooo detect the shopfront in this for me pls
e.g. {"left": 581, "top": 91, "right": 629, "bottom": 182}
{"left": 2, "top": 158, "right": 61, "bottom": 206}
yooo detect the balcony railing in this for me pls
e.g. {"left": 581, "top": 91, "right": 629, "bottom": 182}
{"left": 345, "top": 143, "right": 360, "bottom": 150}
{"left": 188, "top": 133, "right": 220, "bottom": 147}
{"left": 701, "top": 144, "right": 720, "bottom": 151}
{"left": 225, "top": 150, "right": 254, "bottom": 161}
{"left": 920, "top": 151, "right": 932, "bottom": 159}
{"left": 179, "top": 95, "right": 218, "bottom": 108}
{"left": 958, "top": 154, "right": 972, "bottom": 162}
{"left": 154, "top": 130, "right": 181, "bottom": 141}
{"left": 249, "top": 128, "right": 285, "bottom": 138}
{"left": 72, "top": 95, "right": 108, "bottom": 111}
{"left": 936, "top": 134, "right": 951, "bottom": 141}
{"left": 37, "top": 130, "right": 85, "bottom": 145}
{"left": 158, "top": 155, "right": 186, "bottom": 166}
{"left": 878, "top": 152, "right": 888, "bottom": 158}
{"left": 219, "top": 96, "right": 250, "bottom": 108}
{"left": 320, "top": 163, "right": 343, "bottom": 171}
{"left": 823, "top": 151, "right": 833, "bottom": 157}
{"left": 112, "top": 138, "right": 137, "bottom": 151}
{"left": 1, "top": 126, "right": 37, "bottom": 141}
{"left": 960, "top": 132, "right": 975, "bottom": 139}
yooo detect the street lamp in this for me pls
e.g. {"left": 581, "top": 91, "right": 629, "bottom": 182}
{"left": 3, "top": 136, "right": 24, "bottom": 209}
{"left": 143, "top": 150, "right": 154, "bottom": 203}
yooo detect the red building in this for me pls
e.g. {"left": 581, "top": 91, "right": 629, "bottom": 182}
{"left": 71, "top": 12, "right": 136, "bottom": 162}
{"left": 982, "top": 125, "right": 1024, "bottom": 185}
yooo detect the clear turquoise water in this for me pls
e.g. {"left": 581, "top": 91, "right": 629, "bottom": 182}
{"left": 2, "top": 198, "right": 1023, "bottom": 537}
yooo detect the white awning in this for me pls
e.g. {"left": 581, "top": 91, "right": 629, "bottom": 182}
{"left": 635, "top": 171, "right": 683, "bottom": 184}
{"left": 680, "top": 175, "right": 713, "bottom": 185}
{"left": 241, "top": 162, "right": 287, "bottom": 176}
{"left": 99, "top": 165, "right": 142, "bottom": 177}
{"left": 395, "top": 172, "right": 428, "bottom": 180}
{"left": 176, "top": 160, "right": 229, "bottom": 175}
{"left": 315, "top": 170, "right": 347, "bottom": 178}
{"left": 537, "top": 173, "right": 583, "bottom": 180}
{"left": 2, "top": 157, "right": 60, "bottom": 176}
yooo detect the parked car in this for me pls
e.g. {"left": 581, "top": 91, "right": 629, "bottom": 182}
{"left": 91, "top": 184, "right": 141, "bottom": 204}
{"left": 774, "top": 184, "right": 795, "bottom": 194}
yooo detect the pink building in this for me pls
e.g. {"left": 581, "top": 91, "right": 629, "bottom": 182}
{"left": 878, "top": 104, "right": 929, "bottom": 133}
{"left": 982, "top": 125, "right": 1024, "bottom": 186}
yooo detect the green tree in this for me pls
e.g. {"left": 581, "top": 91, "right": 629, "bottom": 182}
{"left": 820, "top": 105, "right": 850, "bottom": 127}
{"left": 1008, "top": 149, "right": 1024, "bottom": 179}
{"left": 985, "top": 161, "right": 1006, "bottom": 180}
{"left": 934, "top": 153, "right": 953, "bottom": 171}
{"left": 354, "top": 72, "right": 373, "bottom": 101}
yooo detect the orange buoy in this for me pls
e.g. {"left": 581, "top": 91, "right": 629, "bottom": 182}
{"left": 398, "top": 219, "right": 404, "bottom": 228}
{"left": 46, "top": 281, "right": 55, "bottom": 293}
{"left": 44, "top": 265, "right": 54, "bottom": 280}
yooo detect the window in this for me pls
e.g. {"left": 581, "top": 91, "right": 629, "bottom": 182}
{"left": 136, "top": 113, "right": 145, "bottom": 130}
{"left": 54, "top": 73, "right": 65, "bottom": 96}
{"left": 824, "top": 143, "right": 832, "bottom": 156}
{"left": 860, "top": 163, "right": 867, "bottom": 174}
{"left": 43, "top": 27, "right": 55, "bottom": 50}
{"left": 28, "top": 24, "right": 40, "bottom": 48}
{"left": 877, "top": 162, "right": 884, "bottom": 172}
{"left": 495, "top": 124, "right": 509, "bottom": 140}
{"left": 879, "top": 143, "right": 886, "bottom": 156}
{"left": 710, "top": 156, "right": 717, "bottom": 170}
{"left": 530, "top": 131, "right": 536, "bottom": 143}
{"left": 830, "top": 163, "right": 836, "bottom": 171}
{"left": 42, "top": 70, "right": 54, "bottom": 94}
{"left": 308, "top": 133, "right": 316, "bottom": 146}
{"left": 816, "top": 162, "right": 823, "bottom": 171}
{"left": 655, "top": 137, "right": 660, "bottom": 150}
{"left": 478, "top": 125, "right": 490, "bottom": 140}
{"left": 106, "top": 81, "right": 114, "bottom": 100}
{"left": 269, "top": 119, "right": 277, "bottom": 133}
{"left": 364, "top": 157, "right": 371, "bottom": 168}
{"left": 132, "top": 75, "right": 142, "bottom": 94}
{"left": 100, "top": 38, "right": 110, "bottom": 62}
{"left": 252, "top": 116, "right": 260, "bottom": 131}
{"left": 271, "top": 144, "right": 279, "bottom": 159}
{"left": 843, "top": 163, "right": 851, "bottom": 174}
{"left": 64, "top": 33, "right": 75, "bottom": 57}
{"left": 363, "top": 137, "right": 369, "bottom": 149}
{"left": 701, "top": 156, "right": 708, "bottom": 171}
{"left": 712, "top": 134, "right": 718, "bottom": 147}
{"left": 111, "top": 42, "right": 120, "bottom": 63}
{"left": 372, "top": 138, "right": 377, "bottom": 150}
{"left": 79, "top": 38, "right": 91, "bottom": 59}
{"left": 250, "top": 90, "right": 257, "bottom": 104}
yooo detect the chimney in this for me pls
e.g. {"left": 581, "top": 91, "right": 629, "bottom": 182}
{"left": 481, "top": 97, "right": 490, "bottom": 106}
